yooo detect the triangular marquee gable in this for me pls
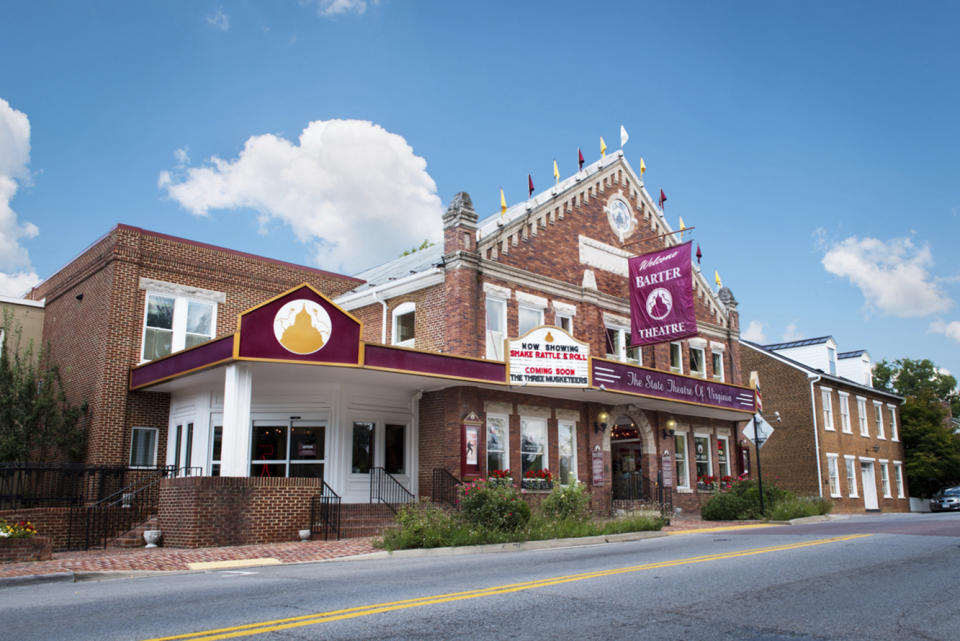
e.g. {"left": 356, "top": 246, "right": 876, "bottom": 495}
{"left": 235, "top": 283, "right": 362, "bottom": 365}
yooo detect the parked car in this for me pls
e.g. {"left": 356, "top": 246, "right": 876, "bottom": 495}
{"left": 929, "top": 486, "right": 960, "bottom": 512}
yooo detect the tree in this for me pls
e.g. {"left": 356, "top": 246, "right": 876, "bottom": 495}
{"left": 399, "top": 239, "right": 435, "bottom": 257}
{"left": 874, "top": 358, "right": 960, "bottom": 497}
{"left": 0, "top": 321, "right": 87, "bottom": 463}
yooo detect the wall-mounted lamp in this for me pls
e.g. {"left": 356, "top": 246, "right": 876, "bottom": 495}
{"left": 662, "top": 416, "right": 677, "bottom": 439}
{"left": 594, "top": 410, "right": 609, "bottom": 435}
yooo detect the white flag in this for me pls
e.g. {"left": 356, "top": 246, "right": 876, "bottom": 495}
{"left": 620, "top": 125, "right": 629, "bottom": 147}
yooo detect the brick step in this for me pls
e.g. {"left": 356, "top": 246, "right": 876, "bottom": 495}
{"left": 107, "top": 515, "right": 159, "bottom": 548}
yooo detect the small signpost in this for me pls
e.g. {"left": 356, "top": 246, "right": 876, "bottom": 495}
{"left": 591, "top": 446, "right": 604, "bottom": 485}
{"left": 661, "top": 451, "right": 673, "bottom": 487}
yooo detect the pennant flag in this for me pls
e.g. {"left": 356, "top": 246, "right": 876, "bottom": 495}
{"left": 659, "top": 189, "right": 667, "bottom": 209}
{"left": 528, "top": 174, "right": 534, "bottom": 197}
{"left": 639, "top": 157, "right": 646, "bottom": 176}
{"left": 714, "top": 270, "right": 723, "bottom": 288}
{"left": 600, "top": 136, "right": 607, "bottom": 158}
{"left": 696, "top": 244, "right": 702, "bottom": 265}
{"left": 678, "top": 216, "right": 686, "bottom": 238}
{"left": 620, "top": 125, "right": 629, "bottom": 147}
{"left": 578, "top": 147, "right": 584, "bottom": 170}
{"left": 500, "top": 188, "right": 507, "bottom": 217}
{"left": 553, "top": 159, "right": 559, "bottom": 185}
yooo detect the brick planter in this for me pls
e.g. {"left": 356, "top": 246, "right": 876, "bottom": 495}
{"left": 0, "top": 536, "right": 53, "bottom": 564}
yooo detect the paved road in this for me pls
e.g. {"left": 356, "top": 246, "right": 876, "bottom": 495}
{"left": 3, "top": 512, "right": 958, "bottom": 641}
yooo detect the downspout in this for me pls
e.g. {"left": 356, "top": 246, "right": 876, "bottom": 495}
{"left": 809, "top": 373, "right": 823, "bottom": 498}
{"left": 373, "top": 290, "right": 388, "bottom": 344}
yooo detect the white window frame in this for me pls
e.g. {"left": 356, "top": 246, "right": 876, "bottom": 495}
{"left": 717, "top": 435, "right": 731, "bottom": 477}
{"left": 689, "top": 346, "right": 706, "bottom": 378}
{"left": 484, "top": 295, "right": 507, "bottom": 360}
{"left": 887, "top": 404, "right": 899, "bottom": 441}
{"left": 821, "top": 388, "right": 835, "bottom": 431}
{"left": 844, "top": 455, "right": 858, "bottom": 497}
{"left": 557, "top": 420, "right": 578, "bottom": 485}
{"left": 485, "top": 413, "right": 510, "bottom": 474}
{"left": 694, "top": 433, "right": 712, "bottom": 483}
{"left": 553, "top": 301, "right": 576, "bottom": 336}
{"left": 839, "top": 392, "right": 851, "bottom": 434}
{"left": 129, "top": 426, "right": 159, "bottom": 468}
{"left": 879, "top": 459, "right": 891, "bottom": 498}
{"left": 517, "top": 304, "right": 544, "bottom": 337}
{"left": 605, "top": 325, "right": 640, "bottom": 365}
{"left": 893, "top": 461, "right": 905, "bottom": 498}
{"left": 674, "top": 432, "right": 690, "bottom": 490}
{"left": 669, "top": 342, "right": 683, "bottom": 373}
{"left": 141, "top": 290, "right": 219, "bottom": 363}
{"left": 857, "top": 396, "right": 868, "bottom": 437}
{"left": 391, "top": 301, "right": 416, "bottom": 348}
{"left": 827, "top": 453, "right": 841, "bottom": 497}
{"left": 520, "top": 416, "right": 548, "bottom": 477}
{"left": 711, "top": 349, "right": 725, "bottom": 382}
{"left": 874, "top": 401, "right": 885, "bottom": 439}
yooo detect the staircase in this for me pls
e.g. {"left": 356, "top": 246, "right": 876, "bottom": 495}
{"left": 338, "top": 503, "right": 398, "bottom": 538}
{"left": 108, "top": 515, "right": 159, "bottom": 548}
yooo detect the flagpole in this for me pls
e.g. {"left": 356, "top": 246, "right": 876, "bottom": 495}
{"left": 622, "top": 226, "right": 695, "bottom": 248}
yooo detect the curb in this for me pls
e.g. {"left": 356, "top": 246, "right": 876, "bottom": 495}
{"left": 0, "top": 572, "right": 76, "bottom": 589}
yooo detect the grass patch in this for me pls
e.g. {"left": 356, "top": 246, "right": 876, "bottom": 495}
{"left": 701, "top": 480, "right": 833, "bottom": 521}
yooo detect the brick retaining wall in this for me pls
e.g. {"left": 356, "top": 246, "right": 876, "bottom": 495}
{"left": 0, "top": 536, "right": 53, "bottom": 564}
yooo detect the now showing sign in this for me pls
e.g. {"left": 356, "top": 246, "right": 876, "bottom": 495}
{"left": 507, "top": 326, "right": 590, "bottom": 387}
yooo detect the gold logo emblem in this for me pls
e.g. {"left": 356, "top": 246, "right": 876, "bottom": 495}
{"left": 273, "top": 299, "right": 332, "bottom": 355}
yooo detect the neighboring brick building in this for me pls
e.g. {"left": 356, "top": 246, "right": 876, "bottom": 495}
{"left": 0, "top": 294, "right": 44, "bottom": 361}
{"left": 740, "top": 338, "right": 909, "bottom": 513}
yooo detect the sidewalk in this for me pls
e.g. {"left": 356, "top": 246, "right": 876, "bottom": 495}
{"left": 0, "top": 516, "right": 773, "bottom": 583}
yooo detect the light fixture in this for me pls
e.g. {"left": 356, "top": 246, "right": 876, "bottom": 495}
{"left": 662, "top": 416, "right": 677, "bottom": 439}
{"left": 871, "top": 444, "right": 880, "bottom": 454}
{"left": 594, "top": 410, "right": 609, "bottom": 435}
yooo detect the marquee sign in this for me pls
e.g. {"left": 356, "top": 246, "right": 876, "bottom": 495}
{"left": 507, "top": 326, "right": 589, "bottom": 387}
{"left": 628, "top": 241, "right": 698, "bottom": 346}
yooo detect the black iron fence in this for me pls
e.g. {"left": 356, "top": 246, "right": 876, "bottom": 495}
{"left": 612, "top": 473, "right": 647, "bottom": 501}
{"left": 431, "top": 468, "right": 461, "bottom": 508}
{"left": 310, "top": 480, "right": 342, "bottom": 541}
{"left": 0, "top": 464, "right": 135, "bottom": 510}
{"left": 369, "top": 467, "right": 414, "bottom": 514}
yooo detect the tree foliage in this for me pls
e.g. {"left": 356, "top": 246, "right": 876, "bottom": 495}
{"left": 873, "top": 358, "right": 960, "bottom": 497}
{"left": 0, "top": 321, "right": 87, "bottom": 463}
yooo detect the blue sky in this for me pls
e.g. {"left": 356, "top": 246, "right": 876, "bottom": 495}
{"left": 1, "top": 1, "right": 958, "bottom": 379}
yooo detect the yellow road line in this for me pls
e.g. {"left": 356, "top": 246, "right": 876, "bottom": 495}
{"left": 187, "top": 558, "right": 281, "bottom": 571}
{"left": 143, "top": 533, "right": 871, "bottom": 641}
{"left": 668, "top": 523, "right": 784, "bottom": 535}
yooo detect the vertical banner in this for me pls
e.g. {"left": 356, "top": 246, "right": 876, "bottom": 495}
{"left": 628, "top": 240, "right": 698, "bottom": 346}
{"left": 461, "top": 413, "right": 482, "bottom": 479}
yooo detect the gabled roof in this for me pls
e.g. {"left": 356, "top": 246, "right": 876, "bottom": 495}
{"left": 763, "top": 336, "right": 834, "bottom": 351}
{"left": 741, "top": 339, "right": 902, "bottom": 402}
{"left": 346, "top": 244, "right": 444, "bottom": 293}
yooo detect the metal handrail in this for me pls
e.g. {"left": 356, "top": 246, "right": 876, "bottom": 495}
{"left": 90, "top": 466, "right": 199, "bottom": 508}
{"left": 431, "top": 468, "right": 461, "bottom": 508}
{"left": 310, "top": 479, "right": 341, "bottom": 541}
{"left": 369, "top": 467, "right": 414, "bottom": 514}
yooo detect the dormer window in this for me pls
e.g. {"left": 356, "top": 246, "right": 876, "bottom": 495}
{"left": 827, "top": 346, "right": 837, "bottom": 375}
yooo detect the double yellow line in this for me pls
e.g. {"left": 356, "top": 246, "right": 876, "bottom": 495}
{"left": 144, "top": 534, "right": 870, "bottom": 641}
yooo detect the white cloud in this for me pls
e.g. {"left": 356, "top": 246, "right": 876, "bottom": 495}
{"left": 0, "top": 98, "right": 39, "bottom": 297}
{"left": 782, "top": 321, "right": 802, "bottom": 342}
{"left": 174, "top": 147, "right": 190, "bottom": 168}
{"left": 742, "top": 320, "right": 767, "bottom": 343}
{"left": 308, "top": 0, "right": 379, "bottom": 17}
{"left": 930, "top": 319, "right": 960, "bottom": 344}
{"left": 822, "top": 236, "right": 952, "bottom": 318}
{"left": 160, "top": 119, "right": 443, "bottom": 275}
{"left": 206, "top": 7, "right": 230, "bottom": 31}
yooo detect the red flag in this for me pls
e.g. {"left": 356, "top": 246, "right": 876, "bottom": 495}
{"left": 578, "top": 148, "right": 584, "bottom": 170}
{"left": 696, "top": 244, "right": 702, "bottom": 265}
{"left": 528, "top": 174, "right": 534, "bottom": 196}
{"left": 659, "top": 189, "right": 667, "bottom": 209}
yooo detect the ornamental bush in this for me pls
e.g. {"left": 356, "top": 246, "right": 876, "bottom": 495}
{"left": 700, "top": 492, "right": 750, "bottom": 521}
{"left": 459, "top": 479, "right": 531, "bottom": 531}
{"left": 541, "top": 482, "right": 591, "bottom": 522}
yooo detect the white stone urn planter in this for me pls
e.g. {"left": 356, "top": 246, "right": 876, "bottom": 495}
{"left": 143, "top": 530, "right": 162, "bottom": 548}
{"left": 299, "top": 528, "right": 312, "bottom": 542}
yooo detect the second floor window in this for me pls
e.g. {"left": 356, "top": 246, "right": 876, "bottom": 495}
{"left": 689, "top": 347, "right": 706, "bottom": 378}
{"left": 391, "top": 302, "right": 415, "bottom": 347}
{"left": 485, "top": 297, "right": 506, "bottom": 360}
{"left": 606, "top": 326, "right": 640, "bottom": 364}
{"left": 142, "top": 292, "right": 215, "bottom": 361}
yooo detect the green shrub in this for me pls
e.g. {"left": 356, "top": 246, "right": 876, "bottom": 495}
{"left": 701, "top": 491, "right": 751, "bottom": 520}
{"left": 459, "top": 479, "right": 531, "bottom": 531}
{"left": 769, "top": 496, "right": 834, "bottom": 521}
{"left": 378, "top": 500, "right": 461, "bottom": 550}
{"left": 600, "top": 515, "right": 664, "bottom": 534}
{"left": 541, "top": 482, "right": 591, "bottom": 522}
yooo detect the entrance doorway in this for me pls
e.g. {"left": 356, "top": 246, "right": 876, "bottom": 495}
{"left": 860, "top": 460, "right": 879, "bottom": 510}
{"left": 611, "top": 415, "right": 645, "bottom": 500}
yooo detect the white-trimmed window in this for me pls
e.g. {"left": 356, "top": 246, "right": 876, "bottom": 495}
{"left": 717, "top": 435, "right": 731, "bottom": 477}
{"left": 553, "top": 301, "right": 576, "bottom": 335}
{"left": 485, "top": 296, "right": 507, "bottom": 360}
{"left": 557, "top": 420, "right": 577, "bottom": 485}
{"left": 517, "top": 304, "right": 543, "bottom": 336}
{"left": 141, "top": 288, "right": 218, "bottom": 362}
{"left": 391, "top": 301, "right": 416, "bottom": 347}
{"left": 520, "top": 417, "right": 548, "bottom": 477}
{"left": 605, "top": 326, "right": 640, "bottom": 364}
{"left": 486, "top": 414, "right": 509, "bottom": 474}
{"left": 893, "top": 461, "right": 905, "bottom": 498}
{"left": 711, "top": 350, "right": 725, "bottom": 382}
{"left": 669, "top": 342, "right": 683, "bottom": 373}
{"left": 839, "top": 392, "right": 852, "bottom": 434}
{"left": 888, "top": 405, "right": 899, "bottom": 441}
{"left": 674, "top": 433, "right": 690, "bottom": 489}
{"left": 827, "top": 454, "right": 841, "bottom": 497}
{"left": 827, "top": 346, "right": 837, "bottom": 375}
{"left": 857, "top": 397, "right": 869, "bottom": 436}
{"left": 879, "top": 460, "right": 891, "bottom": 498}
{"left": 822, "top": 388, "right": 834, "bottom": 431}
{"left": 556, "top": 314, "right": 573, "bottom": 333}
{"left": 844, "top": 455, "right": 858, "bottom": 497}
{"left": 689, "top": 346, "right": 706, "bottom": 378}
{"left": 694, "top": 434, "right": 711, "bottom": 482}
{"left": 874, "top": 401, "right": 885, "bottom": 439}
{"left": 129, "top": 427, "right": 158, "bottom": 467}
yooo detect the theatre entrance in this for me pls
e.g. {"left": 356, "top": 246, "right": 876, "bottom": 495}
{"left": 611, "top": 415, "right": 646, "bottom": 500}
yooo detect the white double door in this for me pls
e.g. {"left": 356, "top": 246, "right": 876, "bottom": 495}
{"left": 860, "top": 461, "right": 879, "bottom": 510}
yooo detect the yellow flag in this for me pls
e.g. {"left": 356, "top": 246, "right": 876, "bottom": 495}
{"left": 679, "top": 216, "right": 686, "bottom": 239}
{"left": 715, "top": 270, "right": 723, "bottom": 288}
{"left": 500, "top": 188, "right": 507, "bottom": 217}
{"left": 553, "top": 159, "right": 559, "bottom": 184}
{"left": 600, "top": 136, "right": 607, "bottom": 158}
{"left": 639, "top": 157, "right": 646, "bottom": 176}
